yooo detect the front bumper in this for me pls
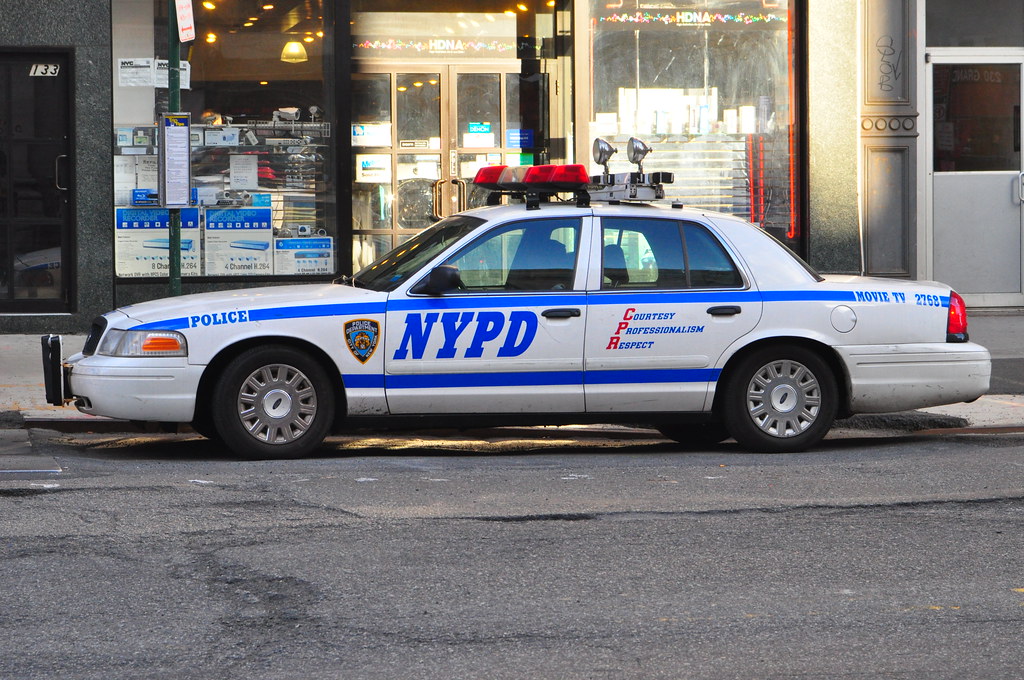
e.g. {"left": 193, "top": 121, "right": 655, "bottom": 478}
{"left": 41, "top": 334, "right": 202, "bottom": 422}
{"left": 835, "top": 341, "right": 992, "bottom": 413}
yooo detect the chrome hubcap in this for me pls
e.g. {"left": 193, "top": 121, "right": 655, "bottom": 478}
{"left": 236, "top": 364, "right": 317, "bottom": 444}
{"left": 746, "top": 359, "right": 821, "bottom": 438}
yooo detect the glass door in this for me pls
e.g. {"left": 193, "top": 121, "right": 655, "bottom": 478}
{"left": 0, "top": 53, "right": 72, "bottom": 312}
{"left": 351, "top": 65, "right": 527, "bottom": 271}
{"left": 928, "top": 55, "right": 1024, "bottom": 307}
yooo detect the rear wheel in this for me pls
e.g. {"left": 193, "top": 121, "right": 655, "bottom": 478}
{"left": 212, "top": 345, "right": 334, "bottom": 459}
{"left": 721, "top": 346, "right": 837, "bottom": 453}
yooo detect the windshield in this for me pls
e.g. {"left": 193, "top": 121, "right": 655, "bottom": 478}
{"left": 353, "top": 215, "right": 486, "bottom": 292}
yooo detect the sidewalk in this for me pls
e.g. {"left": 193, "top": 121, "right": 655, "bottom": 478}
{"left": 2, "top": 311, "right": 1023, "bottom": 431}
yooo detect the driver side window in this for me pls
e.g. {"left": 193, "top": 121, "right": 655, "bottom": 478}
{"left": 446, "top": 218, "right": 581, "bottom": 291}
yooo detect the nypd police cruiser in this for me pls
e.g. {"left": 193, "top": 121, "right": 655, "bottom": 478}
{"left": 42, "top": 139, "right": 991, "bottom": 457}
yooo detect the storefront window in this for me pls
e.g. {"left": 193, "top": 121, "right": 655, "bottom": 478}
{"left": 927, "top": 0, "right": 1024, "bottom": 48}
{"left": 349, "top": 0, "right": 567, "bottom": 270}
{"left": 111, "top": 0, "right": 335, "bottom": 280}
{"left": 586, "top": 1, "right": 801, "bottom": 246}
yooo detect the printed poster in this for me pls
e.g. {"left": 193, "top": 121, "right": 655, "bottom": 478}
{"left": 114, "top": 208, "right": 201, "bottom": 278}
{"left": 204, "top": 207, "right": 274, "bottom": 275}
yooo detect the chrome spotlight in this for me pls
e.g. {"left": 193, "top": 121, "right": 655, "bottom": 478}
{"left": 592, "top": 138, "right": 617, "bottom": 180}
{"left": 626, "top": 137, "right": 652, "bottom": 173}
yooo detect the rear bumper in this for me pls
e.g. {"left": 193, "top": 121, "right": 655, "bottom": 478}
{"left": 835, "top": 342, "right": 991, "bottom": 413}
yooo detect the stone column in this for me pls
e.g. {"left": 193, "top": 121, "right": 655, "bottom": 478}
{"left": 860, "top": 0, "right": 918, "bottom": 277}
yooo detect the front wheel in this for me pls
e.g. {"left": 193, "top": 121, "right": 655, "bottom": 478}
{"left": 212, "top": 345, "right": 335, "bottom": 459}
{"left": 656, "top": 421, "right": 730, "bottom": 449}
{"left": 721, "top": 346, "right": 838, "bottom": 453}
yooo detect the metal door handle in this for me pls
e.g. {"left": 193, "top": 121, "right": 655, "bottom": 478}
{"left": 452, "top": 178, "right": 468, "bottom": 212}
{"left": 542, "top": 308, "right": 581, "bottom": 318}
{"left": 707, "top": 305, "right": 741, "bottom": 316}
{"left": 1018, "top": 172, "right": 1024, "bottom": 203}
{"left": 430, "top": 178, "right": 445, "bottom": 220}
{"left": 55, "top": 154, "right": 69, "bottom": 191}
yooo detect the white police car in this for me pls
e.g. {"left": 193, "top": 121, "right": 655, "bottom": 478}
{"left": 42, "top": 143, "right": 991, "bottom": 457}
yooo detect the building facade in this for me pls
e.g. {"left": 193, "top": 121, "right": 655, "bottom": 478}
{"left": 0, "top": 1, "right": 1014, "bottom": 334}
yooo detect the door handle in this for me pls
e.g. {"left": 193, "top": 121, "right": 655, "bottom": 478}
{"left": 542, "top": 308, "right": 581, "bottom": 318}
{"left": 452, "top": 178, "right": 468, "bottom": 212}
{"left": 1018, "top": 172, "right": 1024, "bottom": 203}
{"left": 54, "top": 154, "right": 69, "bottom": 191}
{"left": 430, "top": 178, "right": 445, "bottom": 220}
{"left": 707, "top": 305, "right": 741, "bottom": 316}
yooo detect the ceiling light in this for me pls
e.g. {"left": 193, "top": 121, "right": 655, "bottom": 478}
{"left": 205, "top": 32, "right": 217, "bottom": 43}
{"left": 280, "top": 41, "right": 308, "bottom": 63}
{"left": 303, "top": 36, "right": 314, "bottom": 42}
{"left": 202, "top": 1, "right": 216, "bottom": 9}
{"left": 243, "top": 22, "right": 253, "bottom": 27}
{"left": 262, "top": 3, "right": 275, "bottom": 8}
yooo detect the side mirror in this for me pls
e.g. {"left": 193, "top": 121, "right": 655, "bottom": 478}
{"left": 412, "top": 264, "right": 463, "bottom": 295}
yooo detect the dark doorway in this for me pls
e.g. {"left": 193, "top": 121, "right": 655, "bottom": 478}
{"left": 0, "top": 52, "right": 74, "bottom": 312}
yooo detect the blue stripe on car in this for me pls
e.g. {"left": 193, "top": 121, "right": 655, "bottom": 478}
{"left": 343, "top": 368, "right": 720, "bottom": 390}
{"left": 130, "top": 289, "right": 942, "bottom": 331}
{"left": 133, "top": 301, "right": 387, "bottom": 330}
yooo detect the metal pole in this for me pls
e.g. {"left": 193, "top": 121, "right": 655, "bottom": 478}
{"left": 167, "top": 1, "right": 182, "bottom": 296}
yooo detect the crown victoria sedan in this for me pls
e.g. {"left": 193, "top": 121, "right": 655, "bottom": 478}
{"left": 42, "top": 164, "right": 990, "bottom": 457}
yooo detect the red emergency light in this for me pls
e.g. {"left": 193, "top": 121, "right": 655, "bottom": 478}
{"left": 472, "top": 164, "right": 591, "bottom": 193}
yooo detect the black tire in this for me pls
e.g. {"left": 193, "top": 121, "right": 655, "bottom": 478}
{"left": 189, "top": 412, "right": 221, "bottom": 442}
{"left": 211, "top": 345, "right": 335, "bottom": 459}
{"left": 720, "top": 345, "right": 838, "bottom": 453}
{"left": 656, "top": 421, "right": 730, "bottom": 449}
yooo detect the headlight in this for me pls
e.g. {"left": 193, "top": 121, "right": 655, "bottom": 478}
{"left": 96, "top": 329, "right": 188, "bottom": 357}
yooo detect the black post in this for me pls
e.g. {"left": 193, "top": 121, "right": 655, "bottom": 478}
{"left": 167, "top": 2, "right": 182, "bottom": 296}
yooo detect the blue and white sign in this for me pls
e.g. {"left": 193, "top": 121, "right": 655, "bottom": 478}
{"left": 274, "top": 237, "right": 334, "bottom": 275}
{"left": 204, "top": 207, "right": 274, "bottom": 275}
{"left": 114, "top": 208, "right": 201, "bottom": 278}
{"left": 506, "top": 128, "right": 534, "bottom": 148}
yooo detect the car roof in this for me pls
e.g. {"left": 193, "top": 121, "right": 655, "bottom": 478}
{"left": 459, "top": 199, "right": 720, "bottom": 223}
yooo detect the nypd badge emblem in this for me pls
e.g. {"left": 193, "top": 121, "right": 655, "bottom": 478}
{"left": 344, "top": 319, "right": 380, "bottom": 364}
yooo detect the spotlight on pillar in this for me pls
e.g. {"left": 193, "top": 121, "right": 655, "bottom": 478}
{"left": 592, "top": 138, "right": 617, "bottom": 181}
{"left": 626, "top": 137, "right": 652, "bottom": 174}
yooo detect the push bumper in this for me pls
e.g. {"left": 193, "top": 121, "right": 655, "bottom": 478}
{"left": 41, "top": 334, "right": 70, "bottom": 406}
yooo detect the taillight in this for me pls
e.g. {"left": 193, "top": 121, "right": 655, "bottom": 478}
{"left": 947, "top": 290, "right": 968, "bottom": 342}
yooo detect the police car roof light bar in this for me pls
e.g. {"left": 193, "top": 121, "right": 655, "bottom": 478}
{"left": 472, "top": 165, "right": 508, "bottom": 191}
{"left": 545, "top": 164, "right": 591, "bottom": 190}
{"left": 473, "top": 164, "right": 592, "bottom": 209}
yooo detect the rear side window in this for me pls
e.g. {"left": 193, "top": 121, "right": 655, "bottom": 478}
{"left": 601, "top": 218, "right": 742, "bottom": 290}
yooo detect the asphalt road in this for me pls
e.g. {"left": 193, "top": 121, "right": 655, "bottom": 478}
{"left": 992, "top": 357, "right": 1024, "bottom": 394}
{"left": 2, "top": 427, "right": 1023, "bottom": 679}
